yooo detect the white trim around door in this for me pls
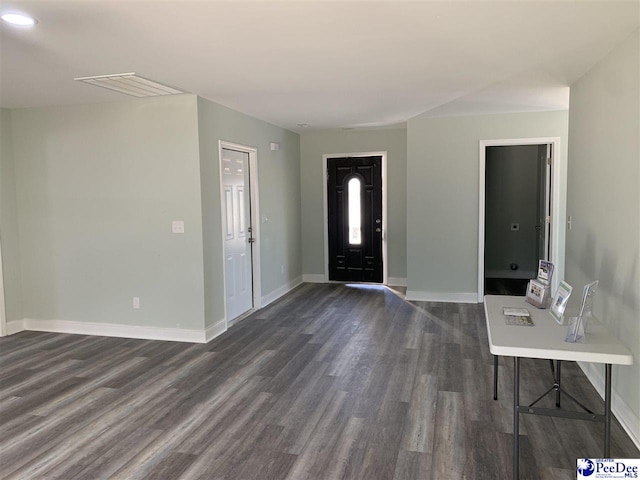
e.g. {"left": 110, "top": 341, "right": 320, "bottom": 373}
{"left": 218, "top": 141, "right": 261, "bottom": 328}
{"left": 478, "top": 137, "right": 562, "bottom": 302}
{"left": 322, "top": 152, "right": 388, "bottom": 285}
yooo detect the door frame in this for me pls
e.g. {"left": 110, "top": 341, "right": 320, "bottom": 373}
{"left": 478, "top": 137, "right": 561, "bottom": 302}
{"left": 322, "top": 152, "right": 388, "bottom": 284}
{"left": 218, "top": 140, "right": 261, "bottom": 326}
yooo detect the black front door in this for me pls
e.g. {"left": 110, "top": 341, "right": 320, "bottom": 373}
{"left": 327, "top": 156, "right": 383, "bottom": 282}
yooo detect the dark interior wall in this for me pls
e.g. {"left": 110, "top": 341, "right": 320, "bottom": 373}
{"left": 485, "top": 144, "right": 545, "bottom": 279}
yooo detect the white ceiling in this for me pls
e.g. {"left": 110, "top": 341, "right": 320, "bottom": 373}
{"left": 1, "top": 1, "right": 638, "bottom": 132}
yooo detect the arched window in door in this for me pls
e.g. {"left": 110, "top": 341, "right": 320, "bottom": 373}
{"left": 348, "top": 177, "right": 361, "bottom": 245}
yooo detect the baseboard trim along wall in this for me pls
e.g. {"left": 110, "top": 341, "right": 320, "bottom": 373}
{"left": 387, "top": 277, "right": 407, "bottom": 287}
{"left": 7, "top": 319, "right": 25, "bottom": 335}
{"left": 4, "top": 278, "right": 307, "bottom": 344}
{"left": 302, "top": 274, "right": 325, "bottom": 283}
{"left": 17, "top": 318, "right": 209, "bottom": 343}
{"left": 578, "top": 361, "right": 640, "bottom": 450}
{"left": 405, "top": 290, "right": 478, "bottom": 304}
{"left": 261, "top": 276, "right": 303, "bottom": 308}
{"left": 205, "top": 318, "right": 227, "bottom": 343}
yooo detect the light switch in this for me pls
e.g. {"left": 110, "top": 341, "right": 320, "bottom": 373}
{"left": 172, "top": 220, "right": 185, "bottom": 234}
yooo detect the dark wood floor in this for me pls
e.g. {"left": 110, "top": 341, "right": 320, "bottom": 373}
{"left": 0, "top": 283, "right": 637, "bottom": 479}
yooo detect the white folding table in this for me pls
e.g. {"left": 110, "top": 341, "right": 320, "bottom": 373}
{"left": 484, "top": 295, "right": 633, "bottom": 479}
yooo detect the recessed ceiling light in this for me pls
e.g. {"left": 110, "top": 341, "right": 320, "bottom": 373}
{"left": 1, "top": 12, "right": 37, "bottom": 27}
{"left": 296, "top": 123, "right": 310, "bottom": 128}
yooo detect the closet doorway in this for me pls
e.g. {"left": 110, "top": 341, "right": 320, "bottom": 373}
{"left": 478, "top": 138, "right": 561, "bottom": 300}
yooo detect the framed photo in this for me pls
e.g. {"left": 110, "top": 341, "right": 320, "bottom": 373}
{"left": 550, "top": 281, "right": 572, "bottom": 325}
{"left": 525, "top": 279, "right": 548, "bottom": 308}
{"left": 537, "top": 260, "right": 554, "bottom": 286}
{"left": 578, "top": 280, "right": 598, "bottom": 320}
{"left": 566, "top": 280, "right": 598, "bottom": 343}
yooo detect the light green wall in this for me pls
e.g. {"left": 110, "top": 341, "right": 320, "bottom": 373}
{"left": 0, "top": 108, "right": 23, "bottom": 322}
{"left": 407, "top": 111, "right": 568, "bottom": 297}
{"left": 566, "top": 30, "right": 639, "bottom": 438}
{"left": 197, "top": 98, "right": 301, "bottom": 327}
{"left": 299, "top": 128, "right": 407, "bottom": 280}
{"left": 10, "top": 95, "right": 206, "bottom": 330}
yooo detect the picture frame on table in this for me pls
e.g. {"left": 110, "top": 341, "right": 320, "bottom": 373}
{"left": 577, "top": 280, "right": 599, "bottom": 321}
{"left": 565, "top": 280, "right": 598, "bottom": 343}
{"left": 550, "top": 281, "right": 572, "bottom": 325}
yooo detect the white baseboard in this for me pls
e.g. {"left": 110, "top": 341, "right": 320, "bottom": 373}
{"left": 261, "top": 276, "right": 303, "bottom": 308}
{"left": 21, "top": 318, "right": 208, "bottom": 343}
{"left": 205, "top": 318, "right": 227, "bottom": 343}
{"left": 387, "top": 277, "right": 407, "bottom": 287}
{"left": 578, "top": 361, "right": 640, "bottom": 450}
{"left": 6, "top": 319, "right": 25, "bottom": 335}
{"left": 405, "top": 291, "right": 478, "bottom": 304}
{"left": 302, "top": 274, "right": 325, "bottom": 283}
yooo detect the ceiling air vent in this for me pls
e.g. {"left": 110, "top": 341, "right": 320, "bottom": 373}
{"left": 74, "top": 72, "right": 183, "bottom": 97}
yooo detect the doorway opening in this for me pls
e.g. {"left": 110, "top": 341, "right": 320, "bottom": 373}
{"left": 219, "top": 141, "right": 260, "bottom": 326}
{"left": 324, "top": 153, "right": 386, "bottom": 283}
{"left": 478, "top": 138, "right": 561, "bottom": 301}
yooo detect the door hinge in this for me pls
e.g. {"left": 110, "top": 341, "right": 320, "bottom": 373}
{"left": 546, "top": 216, "right": 551, "bottom": 224}
{"left": 546, "top": 157, "right": 552, "bottom": 166}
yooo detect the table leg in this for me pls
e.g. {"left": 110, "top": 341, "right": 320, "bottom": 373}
{"left": 494, "top": 355, "right": 498, "bottom": 400}
{"left": 514, "top": 357, "right": 520, "bottom": 480}
{"left": 605, "top": 364, "right": 612, "bottom": 457}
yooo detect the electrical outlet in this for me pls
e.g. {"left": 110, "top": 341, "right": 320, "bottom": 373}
{"left": 133, "top": 297, "right": 140, "bottom": 309}
{"left": 172, "top": 220, "right": 185, "bottom": 234}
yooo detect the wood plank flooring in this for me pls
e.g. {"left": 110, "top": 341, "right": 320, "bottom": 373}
{"left": 0, "top": 283, "right": 637, "bottom": 479}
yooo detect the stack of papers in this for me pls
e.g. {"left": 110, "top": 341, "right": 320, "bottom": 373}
{"left": 503, "top": 307, "right": 535, "bottom": 326}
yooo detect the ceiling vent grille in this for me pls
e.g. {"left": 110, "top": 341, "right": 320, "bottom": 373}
{"left": 74, "top": 73, "right": 183, "bottom": 97}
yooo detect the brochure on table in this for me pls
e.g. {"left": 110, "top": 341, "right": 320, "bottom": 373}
{"left": 526, "top": 260, "right": 554, "bottom": 309}
{"left": 503, "top": 307, "right": 535, "bottom": 326}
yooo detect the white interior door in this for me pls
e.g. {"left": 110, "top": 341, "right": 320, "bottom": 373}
{"left": 221, "top": 148, "right": 253, "bottom": 321}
